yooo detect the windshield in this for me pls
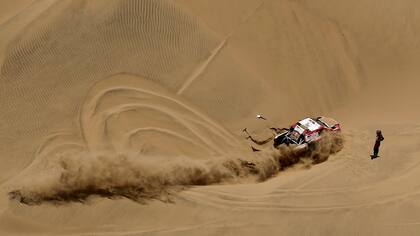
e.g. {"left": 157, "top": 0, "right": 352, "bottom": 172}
{"left": 290, "top": 130, "right": 301, "bottom": 141}
{"left": 293, "top": 124, "right": 305, "bottom": 134}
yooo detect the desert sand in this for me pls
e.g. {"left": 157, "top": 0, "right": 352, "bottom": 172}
{"left": 1, "top": 0, "right": 420, "bottom": 235}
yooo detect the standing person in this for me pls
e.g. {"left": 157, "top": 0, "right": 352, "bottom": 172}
{"left": 372, "top": 130, "right": 384, "bottom": 159}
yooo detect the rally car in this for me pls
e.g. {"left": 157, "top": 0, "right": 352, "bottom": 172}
{"left": 272, "top": 116, "right": 341, "bottom": 150}
{"left": 244, "top": 116, "right": 341, "bottom": 151}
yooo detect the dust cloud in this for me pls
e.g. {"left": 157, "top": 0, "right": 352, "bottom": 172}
{"left": 9, "top": 133, "right": 343, "bottom": 205}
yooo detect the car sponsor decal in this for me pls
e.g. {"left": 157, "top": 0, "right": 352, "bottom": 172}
{"left": 300, "top": 118, "right": 322, "bottom": 131}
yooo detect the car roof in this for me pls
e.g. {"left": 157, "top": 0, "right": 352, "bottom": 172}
{"left": 298, "top": 118, "right": 322, "bottom": 132}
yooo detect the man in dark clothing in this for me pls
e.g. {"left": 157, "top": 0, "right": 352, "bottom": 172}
{"left": 372, "top": 130, "right": 384, "bottom": 159}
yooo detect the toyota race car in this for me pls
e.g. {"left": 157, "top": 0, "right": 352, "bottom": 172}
{"left": 244, "top": 116, "right": 341, "bottom": 152}
{"left": 273, "top": 116, "right": 341, "bottom": 150}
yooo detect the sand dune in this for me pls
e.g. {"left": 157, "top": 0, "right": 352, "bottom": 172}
{"left": 1, "top": 0, "right": 419, "bottom": 235}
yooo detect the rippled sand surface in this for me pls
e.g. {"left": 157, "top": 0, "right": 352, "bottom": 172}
{"left": 1, "top": 1, "right": 420, "bottom": 235}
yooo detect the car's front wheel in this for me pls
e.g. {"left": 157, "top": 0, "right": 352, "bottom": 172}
{"left": 273, "top": 132, "right": 288, "bottom": 148}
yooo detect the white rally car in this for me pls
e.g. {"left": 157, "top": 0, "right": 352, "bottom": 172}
{"left": 272, "top": 116, "right": 341, "bottom": 150}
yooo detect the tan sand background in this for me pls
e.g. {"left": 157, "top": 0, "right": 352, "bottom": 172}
{"left": 0, "top": 0, "right": 420, "bottom": 235}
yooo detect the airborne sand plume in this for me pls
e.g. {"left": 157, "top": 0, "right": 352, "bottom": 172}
{"left": 1, "top": 0, "right": 420, "bottom": 235}
{"left": 9, "top": 132, "right": 344, "bottom": 205}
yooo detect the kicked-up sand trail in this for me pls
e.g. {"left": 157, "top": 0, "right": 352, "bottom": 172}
{"left": 1, "top": 0, "right": 420, "bottom": 235}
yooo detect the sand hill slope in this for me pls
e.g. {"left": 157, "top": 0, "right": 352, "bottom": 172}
{"left": 0, "top": 0, "right": 419, "bottom": 235}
